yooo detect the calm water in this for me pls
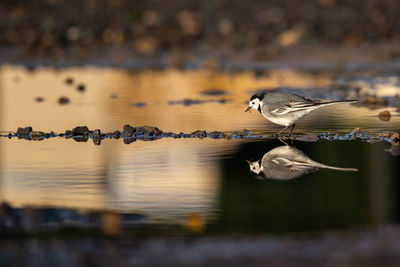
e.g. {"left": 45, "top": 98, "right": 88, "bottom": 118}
{"left": 0, "top": 66, "right": 399, "bottom": 235}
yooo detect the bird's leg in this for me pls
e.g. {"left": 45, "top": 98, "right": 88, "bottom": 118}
{"left": 289, "top": 124, "right": 296, "bottom": 136}
{"left": 278, "top": 138, "right": 289, "bottom": 146}
{"left": 275, "top": 126, "right": 289, "bottom": 137}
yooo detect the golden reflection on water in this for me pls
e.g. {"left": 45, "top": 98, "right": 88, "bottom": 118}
{"left": 0, "top": 66, "right": 399, "bottom": 223}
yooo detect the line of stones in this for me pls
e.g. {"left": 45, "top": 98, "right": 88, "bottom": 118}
{"left": 0, "top": 126, "right": 398, "bottom": 146}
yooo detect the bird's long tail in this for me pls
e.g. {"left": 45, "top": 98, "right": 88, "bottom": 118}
{"left": 320, "top": 165, "right": 359, "bottom": 172}
{"left": 317, "top": 99, "right": 358, "bottom": 107}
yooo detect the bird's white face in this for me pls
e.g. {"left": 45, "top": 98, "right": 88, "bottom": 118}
{"left": 246, "top": 98, "right": 261, "bottom": 112}
{"left": 248, "top": 161, "right": 261, "bottom": 175}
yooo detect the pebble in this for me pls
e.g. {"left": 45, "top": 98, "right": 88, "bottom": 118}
{"left": 65, "top": 77, "right": 74, "bottom": 85}
{"left": 76, "top": 84, "right": 86, "bottom": 92}
{"left": 378, "top": 110, "right": 391, "bottom": 121}
{"left": 58, "top": 96, "right": 70, "bottom": 105}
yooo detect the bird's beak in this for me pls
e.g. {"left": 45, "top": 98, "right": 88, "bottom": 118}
{"left": 245, "top": 106, "right": 252, "bottom": 112}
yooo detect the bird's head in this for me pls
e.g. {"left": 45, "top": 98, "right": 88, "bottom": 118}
{"left": 246, "top": 159, "right": 262, "bottom": 175}
{"left": 245, "top": 91, "right": 265, "bottom": 112}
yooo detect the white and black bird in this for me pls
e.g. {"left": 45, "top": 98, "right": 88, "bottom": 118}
{"left": 247, "top": 145, "right": 358, "bottom": 180}
{"left": 245, "top": 91, "right": 357, "bottom": 134}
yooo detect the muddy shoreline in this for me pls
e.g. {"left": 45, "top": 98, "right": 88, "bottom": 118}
{"left": 2, "top": 226, "right": 400, "bottom": 267}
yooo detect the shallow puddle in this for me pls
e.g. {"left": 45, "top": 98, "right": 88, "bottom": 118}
{"left": 0, "top": 66, "right": 399, "bottom": 235}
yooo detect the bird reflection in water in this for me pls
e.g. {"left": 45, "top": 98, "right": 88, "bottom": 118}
{"left": 247, "top": 145, "right": 358, "bottom": 180}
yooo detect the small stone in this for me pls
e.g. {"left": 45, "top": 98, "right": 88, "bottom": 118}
{"left": 71, "top": 126, "right": 89, "bottom": 142}
{"left": 163, "top": 132, "right": 174, "bottom": 137}
{"left": 17, "top": 126, "right": 33, "bottom": 140}
{"left": 112, "top": 131, "right": 121, "bottom": 139}
{"left": 123, "top": 137, "right": 136, "bottom": 144}
{"left": 122, "top": 125, "right": 136, "bottom": 137}
{"left": 93, "top": 129, "right": 101, "bottom": 146}
{"left": 31, "top": 131, "right": 47, "bottom": 141}
{"left": 76, "top": 84, "right": 86, "bottom": 92}
{"left": 192, "top": 130, "right": 206, "bottom": 139}
{"left": 65, "top": 77, "right": 74, "bottom": 85}
{"left": 391, "top": 132, "right": 399, "bottom": 145}
{"left": 378, "top": 110, "right": 391, "bottom": 121}
{"left": 35, "top": 97, "right": 45, "bottom": 102}
{"left": 111, "top": 93, "right": 118, "bottom": 99}
{"left": 142, "top": 126, "right": 163, "bottom": 136}
{"left": 58, "top": 96, "right": 70, "bottom": 105}
{"left": 17, "top": 126, "right": 32, "bottom": 137}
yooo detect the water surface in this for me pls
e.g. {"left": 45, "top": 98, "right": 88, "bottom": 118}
{"left": 0, "top": 66, "right": 399, "bottom": 234}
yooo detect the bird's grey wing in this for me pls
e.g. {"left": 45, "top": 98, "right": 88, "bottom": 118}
{"left": 271, "top": 157, "right": 315, "bottom": 172}
{"left": 270, "top": 100, "right": 317, "bottom": 115}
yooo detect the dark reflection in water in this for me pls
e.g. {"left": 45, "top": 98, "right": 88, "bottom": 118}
{"left": 247, "top": 144, "right": 358, "bottom": 180}
{"left": 210, "top": 140, "right": 400, "bottom": 234}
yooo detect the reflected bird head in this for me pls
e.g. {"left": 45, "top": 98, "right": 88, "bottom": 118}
{"left": 246, "top": 159, "right": 262, "bottom": 175}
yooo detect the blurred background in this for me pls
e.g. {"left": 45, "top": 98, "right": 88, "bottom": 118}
{"left": 1, "top": 0, "right": 400, "bottom": 65}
